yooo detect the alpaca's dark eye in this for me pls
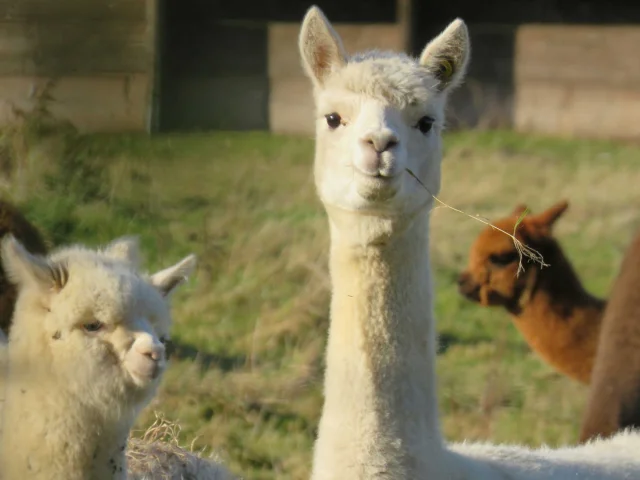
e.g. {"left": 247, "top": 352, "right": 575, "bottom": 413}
{"left": 160, "top": 337, "right": 174, "bottom": 358}
{"left": 489, "top": 251, "right": 520, "bottom": 267}
{"left": 83, "top": 321, "right": 104, "bottom": 333}
{"left": 325, "top": 113, "right": 342, "bottom": 129}
{"left": 416, "top": 116, "right": 434, "bottom": 134}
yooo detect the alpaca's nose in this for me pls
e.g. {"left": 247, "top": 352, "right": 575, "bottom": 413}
{"left": 135, "top": 339, "right": 165, "bottom": 362}
{"left": 457, "top": 271, "right": 469, "bottom": 287}
{"left": 360, "top": 130, "right": 399, "bottom": 153}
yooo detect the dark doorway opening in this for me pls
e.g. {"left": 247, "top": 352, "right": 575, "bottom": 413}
{"left": 153, "top": 0, "right": 398, "bottom": 133}
{"left": 155, "top": 0, "right": 270, "bottom": 132}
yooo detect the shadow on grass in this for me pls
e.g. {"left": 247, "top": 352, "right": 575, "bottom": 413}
{"left": 168, "top": 339, "right": 246, "bottom": 372}
{"left": 437, "top": 331, "right": 486, "bottom": 355}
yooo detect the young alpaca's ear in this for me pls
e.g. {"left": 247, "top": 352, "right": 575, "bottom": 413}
{"left": 1, "top": 235, "right": 68, "bottom": 292}
{"left": 522, "top": 200, "right": 569, "bottom": 239}
{"left": 102, "top": 235, "right": 140, "bottom": 268}
{"left": 530, "top": 200, "right": 569, "bottom": 230}
{"left": 512, "top": 204, "right": 529, "bottom": 218}
{"left": 419, "top": 18, "right": 470, "bottom": 93}
{"left": 299, "top": 5, "right": 347, "bottom": 87}
{"left": 149, "top": 254, "right": 197, "bottom": 298}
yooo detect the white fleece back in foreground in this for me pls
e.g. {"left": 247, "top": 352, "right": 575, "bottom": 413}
{"left": 300, "top": 5, "right": 640, "bottom": 479}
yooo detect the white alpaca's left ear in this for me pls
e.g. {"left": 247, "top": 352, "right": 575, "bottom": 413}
{"left": 149, "top": 254, "right": 197, "bottom": 298}
{"left": 1, "top": 235, "right": 68, "bottom": 292}
{"left": 299, "top": 5, "right": 347, "bottom": 87}
{"left": 419, "top": 18, "right": 471, "bottom": 93}
{"left": 102, "top": 236, "right": 140, "bottom": 268}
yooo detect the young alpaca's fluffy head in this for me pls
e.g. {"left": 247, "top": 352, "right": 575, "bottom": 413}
{"left": 457, "top": 200, "right": 569, "bottom": 310}
{"left": 1, "top": 235, "right": 196, "bottom": 412}
{"left": 299, "top": 6, "right": 469, "bottom": 232}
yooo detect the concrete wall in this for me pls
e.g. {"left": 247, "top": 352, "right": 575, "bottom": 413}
{"left": 5, "top": 1, "right": 639, "bottom": 140}
{"left": 514, "top": 25, "right": 640, "bottom": 140}
{"left": 0, "top": 0, "right": 153, "bottom": 132}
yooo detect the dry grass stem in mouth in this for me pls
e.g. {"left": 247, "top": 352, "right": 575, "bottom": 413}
{"left": 405, "top": 168, "right": 548, "bottom": 276}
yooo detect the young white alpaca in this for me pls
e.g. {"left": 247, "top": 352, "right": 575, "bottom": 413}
{"left": 300, "top": 6, "right": 640, "bottom": 479}
{"left": 0, "top": 235, "right": 198, "bottom": 480}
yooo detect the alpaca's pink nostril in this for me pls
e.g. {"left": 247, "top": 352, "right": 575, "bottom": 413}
{"left": 360, "top": 130, "right": 399, "bottom": 153}
{"left": 135, "top": 343, "right": 164, "bottom": 362}
{"left": 147, "top": 349, "right": 161, "bottom": 361}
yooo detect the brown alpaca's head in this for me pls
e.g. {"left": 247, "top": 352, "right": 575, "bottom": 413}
{"left": 457, "top": 200, "right": 569, "bottom": 312}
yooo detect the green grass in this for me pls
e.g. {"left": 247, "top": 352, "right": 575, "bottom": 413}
{"left": 10, "top": 129, "right": 640, "bottom": 479}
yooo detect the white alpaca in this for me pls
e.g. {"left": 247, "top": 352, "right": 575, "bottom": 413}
{"left": 300, "top": 6, "right": 640, "bottom": 479}
{"left": 0, "top": 235, "right": 202, "bottom": 480}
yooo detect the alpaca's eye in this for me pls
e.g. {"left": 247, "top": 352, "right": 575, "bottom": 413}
{"left": 416, "top": 116, "right": 434, "bottom": 134}
{"left": 160, "top": 337, "right": 174, "bottom": 358}
{"left": 83, "top": 321, "right": 104, "bottom": 333}
{"left": 325, "top": 113, "right": 342, "bottom": 129}
{"left": 489, "top": 251, "right": 519, "bottom": 267}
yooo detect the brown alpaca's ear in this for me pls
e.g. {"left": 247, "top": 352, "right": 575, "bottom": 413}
{"left": 522, "top": 200, "right": 569, "bottom": 239}
{"left": 531, "top": 200, "right": 569, "bottom": 229}
{"left": 511, "top": 204, "right": 529, "bottom": 218}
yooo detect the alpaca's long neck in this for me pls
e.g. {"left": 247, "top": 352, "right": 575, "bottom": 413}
{"left": 0, "top": 343, "right": 130, "bottom": 480}
{"left": 312, "top": 211, "right": 448, "bottom": 479}
{"left": 511, "top": 242, "right": 606, "bottom": 384}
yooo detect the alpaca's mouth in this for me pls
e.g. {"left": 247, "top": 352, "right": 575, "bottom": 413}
{"left": 355, "top": 172, "right": 399, "bottom": 202}
{"left": 127, "top": 360, "right": 164, "bottom": 386}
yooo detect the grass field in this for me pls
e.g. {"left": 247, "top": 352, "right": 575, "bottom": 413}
{"left": 6, "top": 128, "right": 640, "bottom": 479}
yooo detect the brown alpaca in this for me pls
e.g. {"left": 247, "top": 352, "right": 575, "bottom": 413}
{"left": 0, "top": 199, "right": 48, "bottom": 335}
{"left": 457, "top": 201, "right": 606, "bottom": 384}
{"left": 580, "top": 229, "right": 640, "bottom": 442}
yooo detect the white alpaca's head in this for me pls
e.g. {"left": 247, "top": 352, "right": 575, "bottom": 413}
{"left": 299, "top": 6, "right": 469, "bottom": 225}
{"left": 1, "top": 235, "right": 196, "bottom": 410}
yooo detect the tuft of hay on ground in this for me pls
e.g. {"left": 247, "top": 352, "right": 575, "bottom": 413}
{"left": 127, "top": 413, "right": 237, "bottom": 480}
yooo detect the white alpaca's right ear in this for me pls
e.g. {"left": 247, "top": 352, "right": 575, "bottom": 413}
{"left": 149, "top": 254, "right": 197, "bottom": 298}
{"left": 1, "top": 235, "right": 68, "bottom": 292}
{"left": 102, "top": 236, "right": 140, "bottom": 268}
{"left": 299, "top": 5, "right": 347, "bottom": 87}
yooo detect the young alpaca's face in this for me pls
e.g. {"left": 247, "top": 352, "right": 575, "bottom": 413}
{"left": 299, "top": 7, "right": 470, "bottom": 218}
{"left": 2, "top": 236, "right": 196, "bottom": 409}
{"left": 457, "top": 201, "right": 569, "bottom": 311}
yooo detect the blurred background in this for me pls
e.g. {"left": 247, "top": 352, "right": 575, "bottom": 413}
{"left": 1, "top": 0, "right": 639, "bottom": 478}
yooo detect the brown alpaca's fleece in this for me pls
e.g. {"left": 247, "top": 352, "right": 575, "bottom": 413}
{"left": 580, "top": 230, "right": 640, "bottom": 443}
{"left": 0, "top": 199, "right": 48, "bottom": 335}
{"left": 457, "top": 201, "right": 606, "bottom": 384}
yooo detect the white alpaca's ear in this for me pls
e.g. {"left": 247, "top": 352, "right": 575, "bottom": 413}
{"left": 299, "top": 5, "right": 347, "bottom": 87}
{"left": 102, "top": 236, "right": 140, "bottom": 268}
{"left": 1, "top": 235, "right": 68, "bottom": 292}
{"left": 419, "top": 18, "right": 470, "bottom": 93}
{"left": 149, "top": 254, "right": 197, "bottom": 298}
